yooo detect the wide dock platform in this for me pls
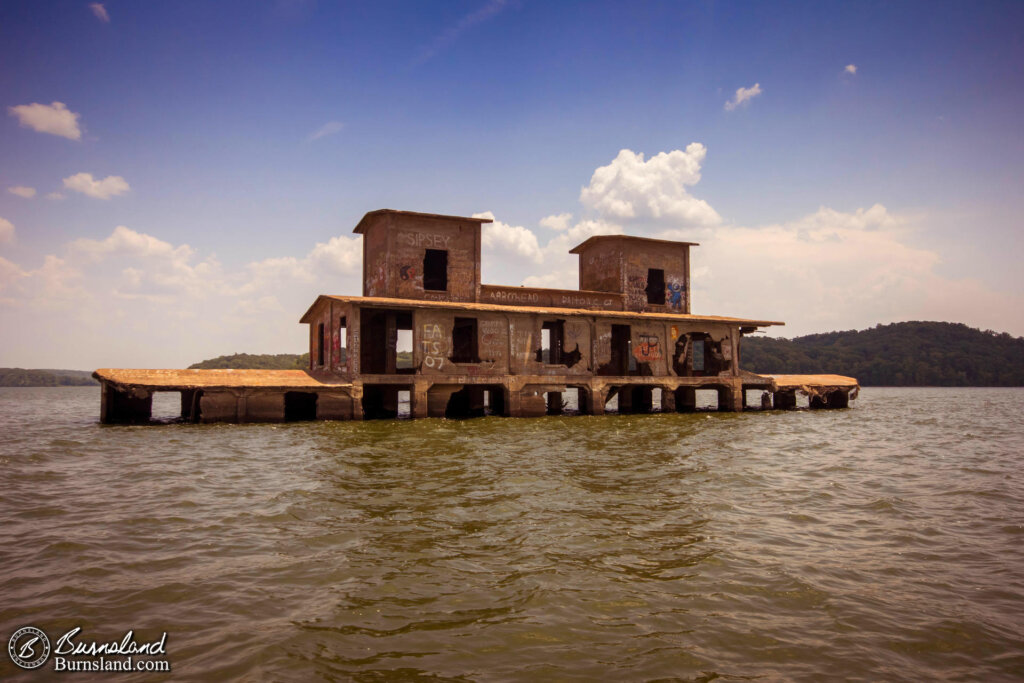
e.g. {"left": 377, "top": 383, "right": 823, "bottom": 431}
{"left": 93, "top": 368, "right": 858, "bottom": 424}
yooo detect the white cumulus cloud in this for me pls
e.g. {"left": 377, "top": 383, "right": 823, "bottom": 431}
{"left": 845, "top": 64, "right": 858, "bottom": 75}
{"left": 89, "top": 3, "right": 110, "bottom": 22}
{"left": 63, "top": 172, "right": 130, "bottom": 199}
{"left": 8, "top": 186, "right": 36, "bottom": 199}
{"left": 8, "top": 101, "right": 83, "bottom": 140}
{"left": 724, "top": 82, "right": 762, "bottom": 111}
{"left": 539, "top": 213, "right": 573, "bottom": 231}
{"left": 475, "top": 211, "right": 544, "bottom": 263}
{"left": 579, "top": 146, "right": 722, "bottom": 227}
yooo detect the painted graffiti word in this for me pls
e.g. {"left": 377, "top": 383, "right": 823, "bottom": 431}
{"left": 398, "top": 232, "right": 452, "bottom": 249}
{"left": 560, "top": 295, "right": 615, "bottom": 309}
{"left": 421, "top": 323, "right": 445, "bottom": 370}
{"left": 400, "top": 264, "right": 416, "bottom": 280}
{"left": 486, "top": 289, "right": 540, "bottom": 304}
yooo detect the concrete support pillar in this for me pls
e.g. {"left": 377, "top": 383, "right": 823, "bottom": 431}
{"left": 411, "top": 382, "right": 429, "bottom": 419}
{"left": 587, "top": 386, "right": 604, "bottom": 415}
{"left": 773, "top": 390, "right": 797, "bottom": 410}
{"left": 661, "top": 387, "right": 676, "bottom": 413}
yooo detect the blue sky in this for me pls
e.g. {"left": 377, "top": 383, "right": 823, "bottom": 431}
{"left": 1, "top": 0, "right": 1022, "bottom": 368}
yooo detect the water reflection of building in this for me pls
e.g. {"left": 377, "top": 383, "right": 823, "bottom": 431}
{"left": 95, "top": 209, "right": 858, "bottom": 422}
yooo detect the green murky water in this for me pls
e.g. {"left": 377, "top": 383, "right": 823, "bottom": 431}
{"left": 1, "top": 387, "right": 1022, "bottom": 680}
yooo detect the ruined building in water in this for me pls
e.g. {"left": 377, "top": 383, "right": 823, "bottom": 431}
{"left": 94, "top": 210, "right": 858, "bottom": 422}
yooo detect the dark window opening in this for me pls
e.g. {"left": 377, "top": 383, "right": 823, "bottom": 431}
{"left": 423, "top": 249, "right": 448, "bottom": 291}
{"left": 598, "top": 324, "right": 632, "bottom": 376}
{"left": 646, "top": 268, "right": 665, "bottom": 305}
{"left": 539, "top": 321, "right": 565, "bottom": 364}
{"left": 317, "top": 323, "right": 325, "bottom": 366}
{"left": 450, "top": 317, "right": 479, "bottom": 363}
{"left": 339, "top": 316, "right": 347, "bottom": 364}
{"left": 285, "top": 392, "right": 318, "bottom": 421}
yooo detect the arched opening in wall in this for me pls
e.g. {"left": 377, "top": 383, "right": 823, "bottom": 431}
{"left": 651, "top": 387, "right": 662, "bottom": 412}
{"left": 285, "top": 392, "right": 318, "bottom": 421}
{"left": 744, "top": 388, "right": 772, "bottom": 410}
{"left": 694, "top": 389, "right": 720, "bottom": 411}
{"left": 674, "top": 333, "right": 728, "bottom": 377}
{"left": 796, "top": 393, "right": 810, "bottom": 409}
{"left": 605, "top": 386, "right": 655, "bottom": 414}
{"left": 559, "top": 386, "right": 587, "bottom": 415}
{"left": 150, "top": 390, "right": 183, "bottom": 423}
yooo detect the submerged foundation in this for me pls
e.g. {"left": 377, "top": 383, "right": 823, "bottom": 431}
{"left": 95, "top": 209, "right": 859, "bottom": 424}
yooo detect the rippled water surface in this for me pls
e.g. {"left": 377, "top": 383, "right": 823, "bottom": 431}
{"left": 1, "top": 387, "right": 1023, "bottom": 681}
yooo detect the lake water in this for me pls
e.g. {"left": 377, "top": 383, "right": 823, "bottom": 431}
{"left": 1, "top": 387, "right": 1022, "bottom": 681}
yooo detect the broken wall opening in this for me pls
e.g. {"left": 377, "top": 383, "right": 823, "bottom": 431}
{"left": 284, "top": 392, "right": 318, "bottom": 421}
{"left": 444, "top": 386, "right": 487, "bottom": 419}
{"left": 150, "top": 391, "right": 183, "bottom": 423}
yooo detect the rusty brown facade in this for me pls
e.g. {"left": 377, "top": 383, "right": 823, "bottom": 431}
{"left": 95, "top": 209, "right": 858, "bottom": 423}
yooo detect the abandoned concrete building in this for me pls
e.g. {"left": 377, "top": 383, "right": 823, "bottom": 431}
{"left": 94, "top": 209, "right": 858, "bottom": 423}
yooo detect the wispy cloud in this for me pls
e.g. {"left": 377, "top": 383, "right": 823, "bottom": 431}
{"left": 413, "top": 0, "right": 510, "bottom": 66}
{"left": 845, "top": 64, "right": 857, "bottom": 75}
{"left": 8, "top": 186, "right": 36, "bottom": 199}
{"left": 63, "top": 173, "right": 130, "bottom": 199}
{"left": 46, "top": 192, "right": 66, "bottom": 201}
{"left": 306, "top": 121, "right": 344, "bottom": 143}
{"left": 8, "top": 102, "right": 83, "bottom": 140}
{"left": 724, "top": 83, "right": 762, "bottom": 111}
{"left": 89, "top": 3, "right": 110, "bottom": 23}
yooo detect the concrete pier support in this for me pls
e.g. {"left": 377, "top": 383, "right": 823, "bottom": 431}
{"left": 661, "top": 386, "right": 676, "bottom": 413}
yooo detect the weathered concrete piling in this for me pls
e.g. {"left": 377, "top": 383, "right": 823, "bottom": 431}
{"left": 95, "top": 209, "right": 858, "bottom": 423}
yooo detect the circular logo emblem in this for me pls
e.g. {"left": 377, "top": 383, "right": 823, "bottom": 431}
{"left": 8, "top": 626, "right": 50, "bottom": 670}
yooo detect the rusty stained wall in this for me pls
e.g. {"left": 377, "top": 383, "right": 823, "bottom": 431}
{"left": 307, "top": 298, "right": 356, "bottom": 377}
{"left": 361, "top": 213, "right": 481, "bottom": 303}
{"left": 577, "top": 240, "right": 625, "bottom": 294}
{"left": 577, "top": 240, "right": 691, "bottom": 314}
{"left": 479, "top": 284, "right": 625, "bottom": 311}
{"left": 621, "top": 242, "right": 690, "bottom": 314}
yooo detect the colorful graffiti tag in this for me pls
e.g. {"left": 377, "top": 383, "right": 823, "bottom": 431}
{"left": 633, "top": 333, "right": 662, "bottom": 362}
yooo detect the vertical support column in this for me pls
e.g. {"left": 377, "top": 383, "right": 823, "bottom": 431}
{"left": 661, "top": 386, "right": 676, "bottom": 413}
{"left": 385, "top": 313, "right": 398, "bottom": 374}
{"left": 587, "top": 384, "right": 605, "bottom": 415}
{"left": 411, "top": 382, "right": 429, "bottom": 419}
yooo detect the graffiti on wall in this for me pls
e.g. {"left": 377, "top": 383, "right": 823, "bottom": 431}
{"left": 633, "top": 333, "right": 662, "bottom": 362}
{"left": 421, "top": 323, "right": 446, "bottom": 371}
{"left": 399, "top": 264, "right": 416, "bottom": 281}
{"left": 627, "top": 274, "right": 647, "bottom": 308}
{"left": 667, "top": 281, "right": 685, "bottom": 309}
{"left": 398, "top": 232, "right": 453, "bottom": 248}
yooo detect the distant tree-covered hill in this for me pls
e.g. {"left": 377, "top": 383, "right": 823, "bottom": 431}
{"left": 741, "top": 322, "right": 1024, "bottom": 386}
{"left": 188, "top": 353, "right": 309, "bottom": 370}
{"left": 0, "top": 368, "right": 97, "bottom": 387}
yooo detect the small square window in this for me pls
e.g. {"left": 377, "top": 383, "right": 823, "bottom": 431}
{"left": 646, "top": 268, "right": 665, "bottom": 305}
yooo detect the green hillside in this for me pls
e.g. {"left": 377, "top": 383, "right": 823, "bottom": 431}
{"left": 0, "top": 368, "right": 97, "bottom": 386}
{"left": 188, "top": 353, "right": 310, "bottom": 370}
{"left": 741, "top": 322, "right": 1024, "bottom": 386}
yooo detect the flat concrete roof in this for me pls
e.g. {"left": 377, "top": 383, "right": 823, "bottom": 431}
{"left": 569, "top": 234, "right": 700, "bottom": 254}
{"left": 300, "top": 294, "right": 784, "bottom": 328}
{"left": 94, "top": 368, "right": 350, "bottom": 390}
{"left": 354, "top": 209, "right": 493, "bottom": 234}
